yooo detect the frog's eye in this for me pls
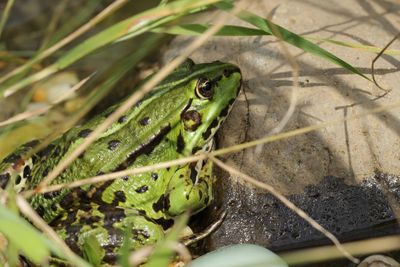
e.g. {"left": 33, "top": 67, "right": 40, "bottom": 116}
{"left": 195, "top": 77, "right": 213, "bottom": 100}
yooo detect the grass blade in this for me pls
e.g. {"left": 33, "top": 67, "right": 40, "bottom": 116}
{"left": 215, "top": 1, "right": 370, "bottom": 81}
{"left": 153, "top": 23, "right": 267, "bottom": 36}
{"left": 1, "top": 0, "right": 221, "bottom": 98}
{"left": 0, "top": 203, "right": 50, "bottom": 264}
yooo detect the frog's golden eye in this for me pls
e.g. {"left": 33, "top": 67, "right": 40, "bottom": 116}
{"left": 195, "top": 77, "right": 213, "bottom": 100}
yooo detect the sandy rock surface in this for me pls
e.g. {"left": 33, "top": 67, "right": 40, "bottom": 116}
{"left": 164, "top": 0, "right": 400, "bottom": 256}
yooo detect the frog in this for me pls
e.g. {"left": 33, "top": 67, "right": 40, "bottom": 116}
{"left": 0, "top": 59, "right": 242, "bottom": 265}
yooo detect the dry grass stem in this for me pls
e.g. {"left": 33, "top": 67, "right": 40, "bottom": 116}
{"left": 0, "top": 106, "right": 49, "bottom": 127}
{"left": 23, "top": 154, "right": 204, "bottom": 198}
{"left": 128, "top": 242, "right": 191, "bottom": 267}
{"left": 280, "top": 235, "right": 400, "bottom": 265}
{"left": 371, "top": 32, "right": 399, "bottom": 92}
{"left": 209, "top": 155, "right": 359, "bottom": 264}
{"left": 36, "top": 3, "right": 242, "bottom": 192}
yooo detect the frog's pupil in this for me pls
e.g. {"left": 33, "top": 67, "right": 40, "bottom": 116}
{"left": 196, "top": 77, "right": 213, "bottom": 99}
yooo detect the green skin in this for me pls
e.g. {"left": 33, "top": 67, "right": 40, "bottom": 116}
{"left": 0, "top": 59, "right": 242, "bottom": 264}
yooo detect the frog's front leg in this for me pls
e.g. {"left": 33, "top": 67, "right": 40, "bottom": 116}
{"left": 51, "top": 205, "right": 165, "bottom": 264}
{"left": 166, "top": 159, "right": 214, "bottom": 216}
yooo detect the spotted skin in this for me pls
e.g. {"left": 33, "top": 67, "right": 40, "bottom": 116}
{"left": 0, "top": 59, "right": 242, "bottom": 264}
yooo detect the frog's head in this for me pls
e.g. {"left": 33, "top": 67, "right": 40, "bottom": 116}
{"left": 176, "top": 59, "right": 242, "bottom": 156}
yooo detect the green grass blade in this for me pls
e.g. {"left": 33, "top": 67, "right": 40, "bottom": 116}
{"left": 1, "top": 0, "right": 221, "bottom": 98}
{"left": 310, "top": 37, "right": 400, "bottom": 55}
{"left": 144, "top": 213, "right": 189, "bottom": 267}
{"left": 0, "top": 0, "right": 16, "bottom": 38}
{"left": 215, "top": 1, "right": 370, "bottom": 81}
{"left": 0, "top": 203, "right": 50, "bottom": 264}
{"left": 153, "top": 23, "right": 267, "bottom": 36}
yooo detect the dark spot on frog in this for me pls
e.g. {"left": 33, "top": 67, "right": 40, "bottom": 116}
{"left": 135, "top": 185, "right": 148, "bottom": 193}
{"left": 23, "top": 165, "right": 31, "bottom": 179}
{"left": 192, "top": 146, "right": 201, "bottom": 154}
{"left": 154, "top": 217, "right": 174, "bottom": 230}
{"left": 179, "top": 174, "right": 184, "bottom": 179}
{"left": 15, "top": 175, "right": 21, "bottom": 185}
{"left": 199, "top": 190, "right": 203, "bottom": 199}
{"left": 37, "top": 144, "right": 56, "bottom": 158}
{"left": 223, "top": 67, "right": 240, "bottom": 78}
{"left": 182, "top": 110, "right": 202, "bottom": 131}
{"left": 152, "top": 194, "right": 170, "bottom": 213}
{"left": 0, "top": 173, "right": 11, "bottom": 189}
{"left": 135, "top": 100, "right": 142, "bottom": 107}
{"left": 62, "top": 225, "right": 82, "bottom": 253}
{"left": 42, "top": 167, "right": 50, "bottom": 178}
{"left": 78, "top": 129, "right": 92, "bottom": 138}
{"left": 113, "top": 190, "right": 126, "bottom": 203}
{"left": 36, "top": 205, "right": 45, "bottom": 217}
{"left": 139, "top": 116, "right": 151, "bottom": 126}
{"left": 3, "top": 153, "right": 21, "bottom": 164}
{"left": 219, "top": 99, "right": 236, "bottom": 118}
{"left": 138, "top": 209, "right": 147, "bottom": 216}
{"left": 176, "top": 132, "right": 185, "bottom": 153}
{"left": 132, "top": 229, "right": 151, "bottom": 239}
{"left": 43, "top": 190, "right": 61, "bottom": 199}
{"left": 78, "top": 151, "right": 85, "bottom": 159}
{"left": 122, "top": 175, "right": 129, "bottom": 181}
{"left": 103, "top": 110, "right": 113, "bottom": 118}
{"left": 63, "top": 210, "right": 78, "bottom": 225}
{"left": 108, "top": 140, "right": 121, "bottom": 151}
{"left": 79, "top": 203, "right": 92, "bottom": 212}
{"left": 202, "top": 117, "right": 219, "bottom": 140}
{"left": 32, "top": 155, "right": 40, "bottom": 165}
{"left": 53, "top": 146, "right": 61, "bottom": 157}
{"left": 23, "top": 139, "right": 40, "bottom": 148}
{"left": 118, "top": 115, "right": 127, "bottom": 123}
{"left": 60, "top": 193, "right": 74, "bottom": 209}
{"left": 100, "top": 206, "right": 126, "bottom": 225}
{"left": 189, "top": 164, "right": 198, "bottom": 184}
{"left": 151, "top": 172, "right": 158, "bottom": 181}
{"left": 51, "top": 203, "right": 58, "bottom": 212}
{"left": 115, "top": 125, "right": 171, "bottom": 171}
{"left": 90, "top": 180, "right": 114, "bottom": 205}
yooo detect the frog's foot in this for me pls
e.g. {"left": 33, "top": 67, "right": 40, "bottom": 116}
{"left": 182, "top": 210, "right": 226, "bottom": 246}
{"left": 50, "top": 204, "right": 165, "bottom": 264}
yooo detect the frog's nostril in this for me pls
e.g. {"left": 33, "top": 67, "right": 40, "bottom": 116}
{"left": 223, "top": 67, "right": 241, "bottom": 77}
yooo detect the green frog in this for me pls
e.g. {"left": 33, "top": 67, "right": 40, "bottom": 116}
{"left": 0, "top": 59, "right": 242, "bottom": 264}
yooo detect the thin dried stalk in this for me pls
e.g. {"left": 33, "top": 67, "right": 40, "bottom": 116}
{"left": 280, "top": 235, "right": 400, "bottom": 265}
